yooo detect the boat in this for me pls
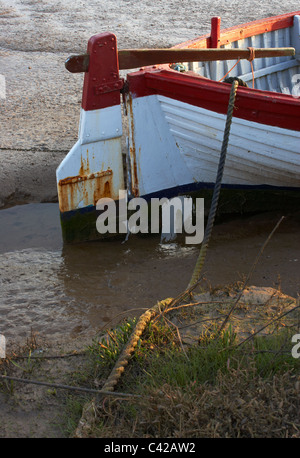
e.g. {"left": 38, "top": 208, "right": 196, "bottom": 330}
{"left": 57, "top": 11, "right": 300, "bottom": 243}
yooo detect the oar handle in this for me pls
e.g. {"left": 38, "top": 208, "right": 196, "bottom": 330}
{"left": 65, "top": 47, "right": 295, "bottom": 73}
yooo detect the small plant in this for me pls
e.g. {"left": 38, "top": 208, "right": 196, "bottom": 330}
{"left": 87, "top": 318, "right": 137, "bottom": 375}
{"left": 134, "top": 319, "right": 178, "bottom": 361}
{"left": 9, "top": 349, "right": 37, "bottom": 374}
{"left": 59, "top": 395, "right": 88, "bottom": 436}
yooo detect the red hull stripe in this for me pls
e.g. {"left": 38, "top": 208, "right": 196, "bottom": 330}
{"left": 127, "top": 69, "right": 300, "bottom": 131}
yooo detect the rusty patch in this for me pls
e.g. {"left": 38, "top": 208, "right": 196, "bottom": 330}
{"left": 127, "top": 95, "right": 139, "bottom": 197}
{"left": 59, "top": 170, "right": 112, "bottom": 186}
{"left": 58, "top": 170, "right": 114, "bottom": 213}
{"left": 79, "top": 150, "right": 90, "bottom": 176}
{"left": 103, "top": 180, "right": 111, "bottom": 197}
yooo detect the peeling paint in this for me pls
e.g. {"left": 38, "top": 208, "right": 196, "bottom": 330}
{"left": 58, "top": 169, "right": 114, "bottom": 213}
{"left": 127, "top": 95, "right": 139, "bottom": 197}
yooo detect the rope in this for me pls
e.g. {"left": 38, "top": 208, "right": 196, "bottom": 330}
{"left": 74, "top": 297, "right": 172, "bottom": 437}
{"left": 187, "top": 80, "right": 239, "bottom": 290}
{"left": 247, "top": 47, "right": 255, "bottom": 88}
{"left": 218, "top": 58, "right": 241, "bottom": 82}
{"left": 100, "top": 300, "right": 170, "bottom": 392}
{"left": 219, "top": 47, "right": 255, "bottom": 88}
{"left": 247, "top": 46, "right": 255, "bottom": 62}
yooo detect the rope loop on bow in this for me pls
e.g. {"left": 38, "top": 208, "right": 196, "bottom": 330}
{"left": 247, "top": 47, "right": 255, "bottom": 88}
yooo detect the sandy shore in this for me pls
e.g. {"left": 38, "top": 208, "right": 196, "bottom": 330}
{"left": 0, "top": 0, "right": 299, "bottom": 207}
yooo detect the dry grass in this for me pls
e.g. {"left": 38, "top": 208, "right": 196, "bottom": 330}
{"left": 2, "top": 286, "right": 298, "bottom": 439}
{"left": 92, "top": 368, "right": 300, "bottom": 438}
{"left": 84, "top": 292, "right": 300, "bottom": 438}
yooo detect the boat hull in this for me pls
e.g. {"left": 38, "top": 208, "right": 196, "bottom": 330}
{"left": 126, "top": 92, "right": 300, "bottom": 199}
{"left": 57, "top": 12, "right": 300, "bottom": 243}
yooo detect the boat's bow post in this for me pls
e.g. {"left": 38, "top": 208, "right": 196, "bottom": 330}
{"left": 210, "top": 16, "right": 221, "bottom": 48}
{"left": 210, "top": 16, "right": 222, "bottom": 81}
{"left": 56, "top": 32, "right": 125, "bottom": 243}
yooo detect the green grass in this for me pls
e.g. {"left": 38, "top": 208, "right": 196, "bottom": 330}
{"left": 59, "top": 395, "right": 89, "bottom": 436}
{"left": 141, "top": 331, "right": 298, "bottom": 391}
{"left": 84, "top": 317, "right": 300, "bottom": 438}
{"left": 87, "top": 317, "right": 299, "bottom": 394}
{"left": 86, "top": 318, "right": 138, "bottom": 379}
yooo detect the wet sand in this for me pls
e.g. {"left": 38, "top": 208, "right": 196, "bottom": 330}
{"left": 0, "top": 203, "right": 299, "bottom": 344}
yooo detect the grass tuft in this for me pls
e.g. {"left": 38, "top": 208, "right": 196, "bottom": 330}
{"left": 85, "top": 315, "right": 300, "bottom": 438}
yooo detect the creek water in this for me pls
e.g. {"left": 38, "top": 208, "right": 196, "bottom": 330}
{"left": 0, "top": 203, "right": 299, "bottom": 345}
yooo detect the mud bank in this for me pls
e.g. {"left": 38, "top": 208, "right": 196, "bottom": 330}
{"left": 0, "top": 203, "right": 299, "bottom": 347}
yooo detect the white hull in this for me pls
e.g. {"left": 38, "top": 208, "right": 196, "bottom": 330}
{"left": 127, "top": 94, "right": 300, "bottom": 198}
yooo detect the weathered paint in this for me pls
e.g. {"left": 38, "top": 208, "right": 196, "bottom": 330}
{"left": 127, "top": 66, "right": 300, "bottom": 131}
{"left": 126, "top": 95, "right": 139, "bottom": 197}
{"left": 57, "top": 110, "right": 124, "bottom": 213}
{"left": 56, "top": 104, "right": 124, "bottom": 243}
{"left": 81, "top": 32, "right": 123, "bottom": 111}
{"left": 126, "top": 93, "right": 300, "bottom": 198}
{"left": 58, "top": 169, "right": 113, "bottom": 213}
{"left": 56, "top": 31, "right": 125, "bottom": 243}
{"left": 56, "top": 28, "right": 125, "bottom": 226}
{"left": 210, "top": 17, "right": 221, "bottom": 48}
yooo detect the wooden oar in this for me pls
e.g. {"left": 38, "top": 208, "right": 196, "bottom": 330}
{"left": 65, "top": 47, "right": 295, "bottom": 73}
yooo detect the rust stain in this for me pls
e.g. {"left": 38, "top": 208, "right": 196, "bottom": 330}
{"left": 127, "top": 95, "right": 139, "bottom": 197}
{"left": 58, "top": 169, "right": 114, "bottom": 213}
{"left": 104, "top": 180, "right": 111, "bottom": 197}
{"left": 79, "top": 150, "right": 90, "bottom": 176}
{"left": 59, "top": 170, "right": 112, "bottom": 186}
{"left": 93, "top": 172, "right": 113, "bottom": 204}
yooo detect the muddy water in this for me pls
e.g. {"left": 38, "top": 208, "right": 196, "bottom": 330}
{"left": 0, "top": 203, "right": 299, "bottom": 345}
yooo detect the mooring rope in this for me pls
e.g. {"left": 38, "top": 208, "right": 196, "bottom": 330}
{"left": 100, "top": 299, "right": 171, "bottom": 392}
{"left": 74, "top": 298, "right": 172, "bottom": 437}
{"left": 74, "top": 80, "right": 239, "bottom": 437}
{"left": 187, "top": 79, "right": 239, "bottom": 289}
